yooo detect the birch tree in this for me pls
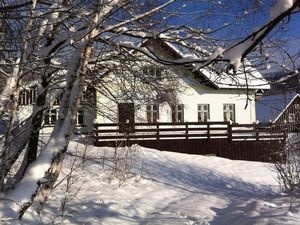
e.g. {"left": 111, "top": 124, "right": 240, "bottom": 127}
{"left": 0, "top": 0, "right": 299, "bottom": 221}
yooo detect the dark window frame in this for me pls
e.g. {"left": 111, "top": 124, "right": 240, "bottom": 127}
{"left": 76, "top": 109, "right": 84, "bottom": 125}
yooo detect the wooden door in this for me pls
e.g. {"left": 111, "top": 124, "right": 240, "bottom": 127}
{"left": 118, "top": 103, "right": 135, "bottom": 133}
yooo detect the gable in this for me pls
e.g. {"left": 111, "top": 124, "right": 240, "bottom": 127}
{"left": 256, "top": 93, "right": 300, "bottom": 123}
{"left": 143, "top": 39, "right": 270, "bottom": 91}
{"left": 274, "top": 94, "right": 300, "bottom": 123}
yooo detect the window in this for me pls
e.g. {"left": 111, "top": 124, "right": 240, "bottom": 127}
{"left": 223, "top": 104, "right": 235, "bottom": 122}
{"left": 146, "top": 105, "right": 159, "bottom": 123}
{"left": 53, "top": 93, "right": 63, "bottom": 106}
{"left": 19, "top": 87, "right": 37, "bottom": 105}
{"left": 19, "top": 91, "right": 27, "bottom": 105}
{"left": 288, "top": 113, "right": 296, "bottom": 123}
{"left": 255, "top": 89, "right": 264, "bottom": 100}
{"left": 143, "top": 66, "right": 162, "bottom": 79}
{"left": 171, "top": 104, "right": 184, "bottom": 122}
{"left": 82, "top": 86, "right": 96, "bottom": 104}
{"left": 198, "top": 104, "right": 210, "bottom": 122}
{"left": 294, "top": 104, "right": 300, "bottom": 110}
{"left": 76, "top": 109, "right": 84, "bottom": 125}
{"left": 44, "top": 109, "right": 57, "bottom": 125}
{"left": 28, "top": 89, "right": 36, "bottom": 104}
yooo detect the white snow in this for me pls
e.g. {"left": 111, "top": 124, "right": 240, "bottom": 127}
{"left": 199, "top": 62, "right": 271, "bottom": 90}
{"left": 8, "top": 138, "right": 299, "bottom": 225}
{"left": 222, "top": 26, "right": 268, "bottom": 72}
{"left": 270, "top": 0, "right": 294, "bottom": 19}
{"left": 163, "top": 41, "right": 269, "bottom": 89}
{"left": 208, "top": 47, "right": 224, "bottom": 61}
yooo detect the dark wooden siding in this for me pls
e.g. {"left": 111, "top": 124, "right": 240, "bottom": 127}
{"left": 275, "top": 96, "right": 300, "bottom": 132}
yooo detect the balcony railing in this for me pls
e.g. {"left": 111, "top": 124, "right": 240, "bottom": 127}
{"left": 94, "top": 122, "right": 287, "bottom": 144}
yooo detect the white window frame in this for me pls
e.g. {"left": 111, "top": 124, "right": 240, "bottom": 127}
{"left": 19, "top": 91, "right": 28, "bottom": 105}
{"left": 198, "top": 104, "right": 210, "bottom": 122}
{"left": 172, "top": 104, "right": 184, "bottom": 123}
{"left": 44, "top": 109, "right": 57, "bottom": 125}
{"left": 19, "top": 87, "right": 37, "bottom": 105}
{"left": 223, "top": 104, "right": 235, "bottom": 122}
{"left": 146, "top": 104, "right": 159, "bottom": 123}
{"left": 288, "top": 113, "right": 296, "bottom": 123}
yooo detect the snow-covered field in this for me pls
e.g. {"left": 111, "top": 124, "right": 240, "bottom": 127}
{"left": 20, "top": 137, "right": 300, "bottom": 225}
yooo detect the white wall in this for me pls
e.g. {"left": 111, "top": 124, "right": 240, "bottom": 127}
{"left": 96, "top": 73, "right": 257, "bottom": 124}
{"left": 173, "top": 75, "right": 256, "bottom": 123}
{"left": 18, "top": 105, "right": 96, "bottom": 134}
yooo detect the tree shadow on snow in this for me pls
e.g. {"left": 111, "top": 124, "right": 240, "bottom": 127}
{"left": 43, "top": 200, "right": 143, "bottom": 225}
{"left": 142, "top": 158, "right": 276, "bottom": 198}
{"left": 138, "top": 156, "right": 300, "bottom": 225}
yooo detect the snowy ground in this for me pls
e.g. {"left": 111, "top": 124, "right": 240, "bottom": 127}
{"left": 18, "top": 136, "right": 300, "bottom": 224}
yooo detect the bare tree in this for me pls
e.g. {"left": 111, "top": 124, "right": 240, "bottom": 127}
{"left": 0, "top": 0, "right": 299, "bottom": 221}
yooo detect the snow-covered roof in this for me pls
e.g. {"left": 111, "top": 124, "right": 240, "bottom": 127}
{"left": 199, "top": 67, "right": 270, "bottom": 90}
{"left": 163, "top": 41, "right": 270, "bottom": 90}
{"left": 256, "top": 92, "right": 299, "bottom": 123}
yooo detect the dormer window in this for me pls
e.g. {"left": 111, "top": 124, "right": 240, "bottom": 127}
{"left": 255, "top": 89, "right": 264, "bottom": 100}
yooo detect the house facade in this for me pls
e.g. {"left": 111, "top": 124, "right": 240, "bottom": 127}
{"left": 17, "top": 85, "right": 96, "bottom": 134}
{"left": 95, "top": 40, "right": 270, "bottom": 126}
{"left": 13, "top": 39, "right": 270, "bottom": 134}
{"left": 96, "top": 76, "right": 261, "bottom": 125}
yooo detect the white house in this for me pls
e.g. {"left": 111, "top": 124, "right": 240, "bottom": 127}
{"left": 12, "top": 39, "right": 270, "bottom": 135}
{"left": 16, "top": 84, "right": 96, "bottom": 134}
{"left": 95, "top": 39, "right": 270, "bottom": 127}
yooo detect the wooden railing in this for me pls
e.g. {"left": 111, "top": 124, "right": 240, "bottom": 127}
{"left": 93, "top": 122, "right": 286, "bottom": 144}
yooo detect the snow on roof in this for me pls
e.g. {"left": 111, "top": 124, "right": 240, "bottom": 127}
{"left": 164, "top": 41, "right": 270, "bottom": 90}
{"left": 200, "top": 66, "right": 271, "bottom": 90}
{"left": 256, "top": 92, "right": 299, "bottom": 123}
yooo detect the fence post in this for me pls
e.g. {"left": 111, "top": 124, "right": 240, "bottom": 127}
{"left": 93, "top": 123, "right": 98, "bottom": 146}
{"left": 156, "top": 123, "right": 160, "bottom": 141}
{"left": 255, "top": 124, "right": 259, "bottom": 141}
{"left": 185, "top": 123, "right": 188, "bottom": 140}
{"left": 126, "top": 130, "right": 130, "bottom": 146}
{"left": 207, "top": 123, "right": 210, "bottom": 140}
{"left": 227, "top": 122, "right": 232, "bottom": 141}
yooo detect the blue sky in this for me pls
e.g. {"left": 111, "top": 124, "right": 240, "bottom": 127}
{"left": 163, "top": 0, "right": 300, "bottom": 68}
{"left": 165, "top": 1, "right": 299, "bottom": 39}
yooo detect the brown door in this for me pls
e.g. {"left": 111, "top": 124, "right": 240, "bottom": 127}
{"left": 118, "top": 103, "right": 135, "bottom": 133}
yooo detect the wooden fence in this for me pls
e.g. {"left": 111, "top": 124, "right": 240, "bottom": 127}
{"left": 93, "top": 122, "right": 287, "bottom": 162}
